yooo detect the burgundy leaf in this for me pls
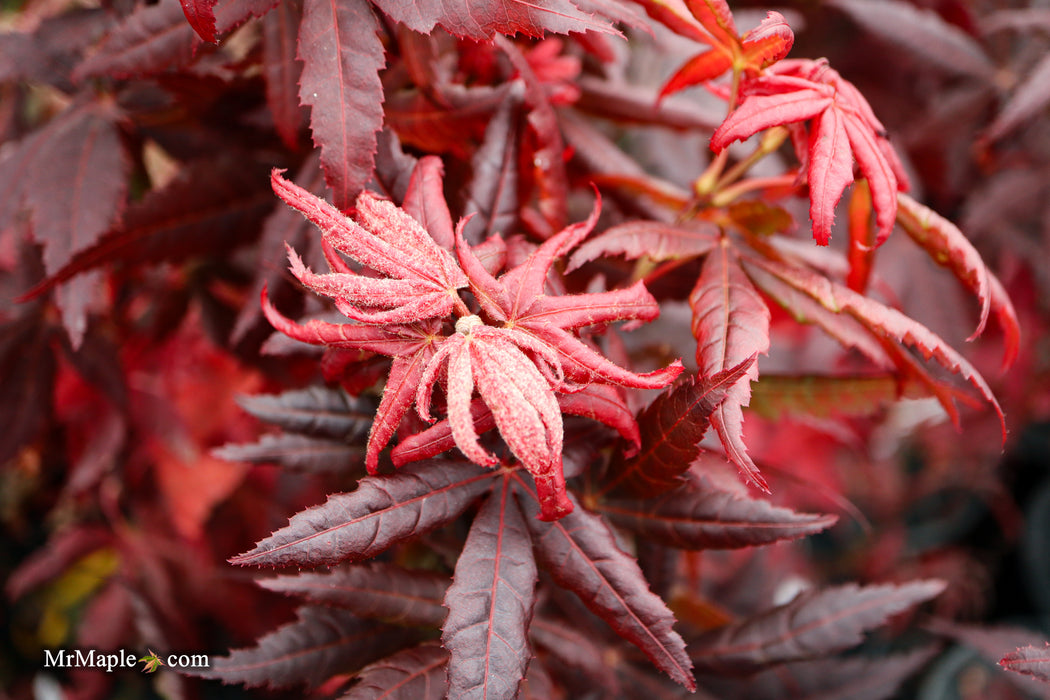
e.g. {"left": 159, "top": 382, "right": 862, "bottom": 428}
{"left": 5, "top": 525, "right": 111, "bottom": 600}
{"left": 213, "top": 433, "right": 363, "bottom": 473}
{"left": 746, "top": 256, "right": 1005, "bottom": 438}
{"left": 343, "top": 642, "right": 449, "bottom": 700}
{"left": 262, "top": 0, "right": 306, "bottom": 150}
{"left": 689, "top": 580, "right": 946, "bottom": 674}
{"left": 24, "top": 101, "right": 128, "bottom": 346}
{"left": 260, "top": 563, "right": 448, "bottom": 626}
{"left": 298, "top": 0, "right": 384, "bottom": 210}
{"left": 896, "top": 192, "right": 1020, "bottom": 366}
{"left": 826, "top": 0, "right": 995, "bottom": 80}
{"left": 704, "top": 646, "right": 938, "bottom": 700}
{"left": 516, "top": 482, "right": 696, "bottom": 691}
{"left": 1001, "top": 644, "right": 1050, "bottom": 685}
{"left": 567, "top": 220, "right": 719, "bottom": 271}
{"left": 73, "top": 0, "right": 197, "bottom": 81}
{"left": 197, "top": 606, "right": 412, "bottom": 689}
{"left": 0, "top": 317, "right": 57, "bottom": 467}
{"left": 370, "top": 0, "right": 616, "bottom": 40}
{"left": 987, "top": 51, "right": 1050, "bottom": 142}
{"left": 598, "top": 480, "right": 837, "bottom": 549}
{"left": 178, "top": 0, "right": 217, "bottom": 42}
{"left": 20, "top": 157, "right": 274, "bottom": 302}
{"left": 232, "top": 154, "right": 325, "bottom": 344}
{"left": 529, "top": 617, "right": 617, "bottom": 693}
{"left": 690, "top": 238, "right": 770, "bottom": 488}
{"left": 230, "top": 460, "right": 497, "bottom": 568}
{"left": 234, "top": 386, "right": 374, "bottom": 441}
{"left": 401, "top": 156, "right": 456, "bottom": 250}
{"left": 460, "top": 86, "right": 524, "bottom": 245}
{"left": 443, "top": 477, "right": 538, "bottom": 700}
{"left": 603, "top": 355, "right": 755, "bottom": 499}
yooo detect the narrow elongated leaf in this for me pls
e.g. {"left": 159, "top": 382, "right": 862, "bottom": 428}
{"left": 691, "top": 238, "right": 770, "bottom": 488}
{"left": 599, "top": 481, "right": 837, "bottom": 549}
{"left": 826, "top": 0, "right": 995, "bottom": 80}
{"left": 567, "top": 220, "right": 718, "bottom": 271}
{"left": 443, "top": 478, "right": 538, "bottom": 700}
{"left": 343, "top": 643, "right": 448, "bottom": 700}
{"left": 988, "top": 51, "right": 1050, "bottom": 140}
{"left": 73, "top": 0, "right": 197, "bottom": 80}
{"left": 746, "top": 256, "right": 1004, "bottom": 438}
{"left": 230, "top": 460, "right": 498, "bottom": 568}
{"left": 516, "top": 482, "right": 696, "bottom": 691}
{"left": 298, "top": 0, "right": 384, "bottom": 210}
{"left": 235, "top": 386, "right": 374, "bottom": 441}
{"left": 20, "top": 157, "right": 274, "bottom": 301}
{"left": 1001, "top": 644, "right": 1050, "bottom": 684}
{"left": 214, "top": 434, "right": 363, "bottom": 473}
{"left": 262, "top": 0, "right": 305, "bottom": 150}
{"left": 703, "top": 647, "right": 938, "bottom": 700}
{"left": 461, "top": 87, "right": 524, "bottom": 244}
{"left": 260, "top": 564, "right": 448, "bottom": 626}
{"left": 529, "top": 617, "right": 616, "bottom": 692}
{"left": 896, "top": 192, "right": 1020, "bottom": 366}
{"left": 197, "top": 606, "right": 411, "bottom": 689}
{"left": 689, "top": 580, "right": 946, "bottom": 674}
{"left": 401, "top": 156, "right": 456, "bottom": 250}
{"left": 604, "top": 355, "right": 754, "bottom": 499}
{"left": 370, "top": 0, "right": 616, "bottom": 40}
{"left": 660, "top": 49, "right": 733, "bottom": 99}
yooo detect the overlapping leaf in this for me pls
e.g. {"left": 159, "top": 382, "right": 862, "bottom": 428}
{"left": 516, "top": 482, "right": 696, "bottom": 691}
{"left": 690, "top": 238, "right": 770, "bottom": 488}
{"left": 567, "top": 220, "right": 719, "bottom": 271}
{"left": 230, "top": 460, "right": 497, "bottom": 568}
{"left": 603, "top": 356, "right": 754, "bottom": 498}
{"left": 343, "top": 643, "right": 449, "bottom": 700}
{"left": 689, "top": 580, "right": 945, "bottom": 674}
{"left": 371, "top": 0, "right": 617, "bottom": 40}
{"left": 197, "top": 606, "right": 412, "bottom": 689}
{"left": 443, "top": 477, "right": 537, "bottom": 700}
{"left": 598, "top": 479, "right": 837, "bottom": 549}
{"left": 260, "top": 563, "right": 448, "bottom": 626}
{"left": 297, "top": 0, "right": 384, "bottom": 210}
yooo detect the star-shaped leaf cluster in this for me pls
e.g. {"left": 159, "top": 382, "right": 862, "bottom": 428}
{"left": 263, "top": 160, "right": 682, "bottom": 519}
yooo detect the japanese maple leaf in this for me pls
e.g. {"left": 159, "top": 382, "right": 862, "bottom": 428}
{"left": 271, "top": 169, "right": 468, "bottom": 325}
{"left": 660, "top": 10, "right": 794, "bottom": 99}
{"left": 454, "top": 196, "right": 685, "bottom": 392}
{"left": 711, "top": 59, "right": 910, "bottom": 246}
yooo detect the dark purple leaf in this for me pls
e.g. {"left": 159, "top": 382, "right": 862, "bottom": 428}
{"left": 20, "top": 156, "right": 274, "bottom": 302}
{"left": 443, "top": 477, "right": 537, "bottom": 700}
{"left": 826, "top": 0, "right": 995, "bottom": 80}
{"left": 214, "top": 433, "right": 364, "bottom": 473}
{"left": 234, "top": 386, "right": 374, "bottom": 441}
{"left": 343, "top": 642, "right": 449, "bottom": 699}
{"left": 298, "top": 0, "right": 384, "bottom": 210}
{"left": 702, "top": 646, "right": 938, "bottom": 700}
{"left": 260, "top": 563, "right": 448, "bottom": 626}
{"left": 926, "top": 620, "right": 1050, "bottom": 698}
{"left": 987, "top": 52, "right": 1050, "bottom": 142}
{"left": 73, "top": 0, "right": 197, "bottom": 81}
{"left": 599, "top": 480, "right": 837, "bottom": 549}
{"left": 689, "top": 580, "right": 946, "bottom": 674}
{"left": 197, "top": 606, "right": 412, "bottom": 689}
{"left": 262, "top": 0, "right": 306, "bottom": 150}
{"left": 529, "top": 617, "right": 618, "bottom": 694}
{"left": 516, "top": 481, "right": 696, "bottom": 691}
{"left": 460, "top": 84, "right": 524, "bottom": 245}
{"left": 230, "top": 460, "right": 498, "bottom": 568}
{"left": 602, "top": 355, "right": 755, "bottom": 499}
{"left": 370, "top": 0, "right": 616, "bottom": 40}
{"left": 0, "top": 317, "right": 57, "bottom": 467}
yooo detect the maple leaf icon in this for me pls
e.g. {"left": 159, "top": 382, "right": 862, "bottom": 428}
{"left": 139, "top": 650, "right": 164, "bottom": 674}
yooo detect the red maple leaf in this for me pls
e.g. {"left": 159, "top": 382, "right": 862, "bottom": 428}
{"left": 711, "top": 58, "right": 910, "bottom": 246}
{"left": 263, "top": 168, "right": 682, "bottom": 520}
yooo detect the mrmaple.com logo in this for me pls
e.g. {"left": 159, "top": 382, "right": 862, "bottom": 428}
{"left": 42, "top": 648, "right": 209, "bottom": 673}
